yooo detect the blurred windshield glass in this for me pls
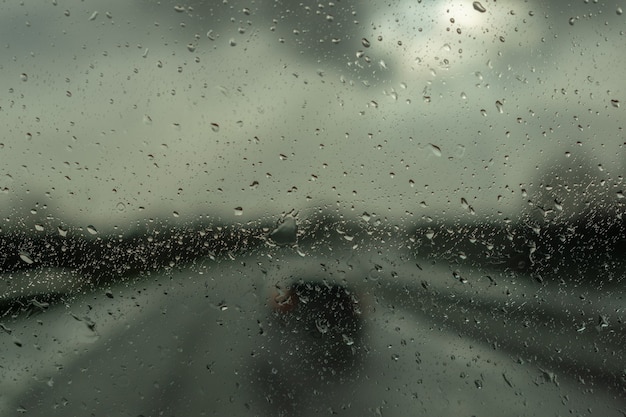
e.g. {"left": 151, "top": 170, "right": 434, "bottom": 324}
{"left": 1, "top": 1, "right": 624, "bottom": 416}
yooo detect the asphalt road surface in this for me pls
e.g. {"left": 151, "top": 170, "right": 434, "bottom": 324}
{"left": 1, "top": 232, "right": 624, "bottom": 417}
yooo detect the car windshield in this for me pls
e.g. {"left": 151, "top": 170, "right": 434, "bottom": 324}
{"left": 1, "top": 1, "right": 624, "bottom": 416}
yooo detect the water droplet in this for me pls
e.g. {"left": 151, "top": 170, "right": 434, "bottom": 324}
{"left": 568, "top": 17, "right": 576, "bottom": 26}
{"left": 187, "top": 43, "right": 196, "bottom": 52}
{"left": 429, "top": 143, "right": 442, "bottom": 157}
{"left": 610, "top": 99, "right": 620, "bottom": 108}
{"left": 19, "top": 251, "right": 34, "bottom": 264}
{"left": 172, "top": 211, "right": 180, "bottom": 218}
{"left": 229, "top": 38, "right": 237, "bottom": 47}
{"left": 460, "top": 92, "right": 467, "bottom": 99}
{"left": 20, "top": 73, "right": 28, "bottom": 82}
{"left": 617, "top": 7, "right": 623, "bottom": 15}
{"left": 143, "top": 114, "right": 153, "bottom": 125}
{"left": 495, "top": 100, "right": 504, "bottom": 113}
{"left": 88, "top": 11, "right": 99, "bottom": 21}
{"left": 480, "top": 108, "right": 487, "bottom": 117}
{"left": 116, "top": 202, "right": 126, "bottom": 212}
{"left": 173, "top": 5, "right": 185, "bottom": 13}
{"left": 361, "top": 212, "right": 371, "bottom": 222}
{"left": 473, "top": 1, "right": 487, "bottom": 13}
{"left": 269, "top": 217, "right": 297, "bottom": 246}
{"left": 315, "top": 318, "right": 329, "bottom": 334}
{"left": 455, "top": 144, "right": 466, "bottom": 158}
{"left": 58, "top": 226, "right": 68, "bottom": 237}
{"left": 87, "top": 225, "right": 98, "bottom": 235}
{"left": 34, "top": 224, "right": 44, "bottom": 232}
{"left": 234, "top": 207, "right": 244, "bottom": 216}
{"left": 361, "top": 38, "right": 371, "bottom": 48}
{"left": 616, "top": 191, "right": 624, "bottom": 199}
{"left": 210, "top": 123, "right": 220, "bottom": 132}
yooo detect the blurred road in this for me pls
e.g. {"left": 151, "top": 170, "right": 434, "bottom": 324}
{"left": 2, "top": 237, "right": 624, "bottom": 416}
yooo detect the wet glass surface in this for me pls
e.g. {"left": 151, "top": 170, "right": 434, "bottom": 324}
{"left": 1, "top": 1, "right": 625, "bottom": 415}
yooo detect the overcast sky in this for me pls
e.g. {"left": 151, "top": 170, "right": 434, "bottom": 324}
{"left": 1, "top": 0, "right": 624, "bottom": 231}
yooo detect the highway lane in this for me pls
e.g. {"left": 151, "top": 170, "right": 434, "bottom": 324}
{"left": 2, "top": 236, "right": 624, "bottom": 416}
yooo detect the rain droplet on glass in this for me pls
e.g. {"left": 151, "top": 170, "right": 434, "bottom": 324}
{"left": 473, "top": 1, "right": 487, "bottom": 13}
{"left": 429, "top": 144, "right": 442, "bottom": 157}
{"left": 19, "top": 251, "right": 34, "bottom": 264}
